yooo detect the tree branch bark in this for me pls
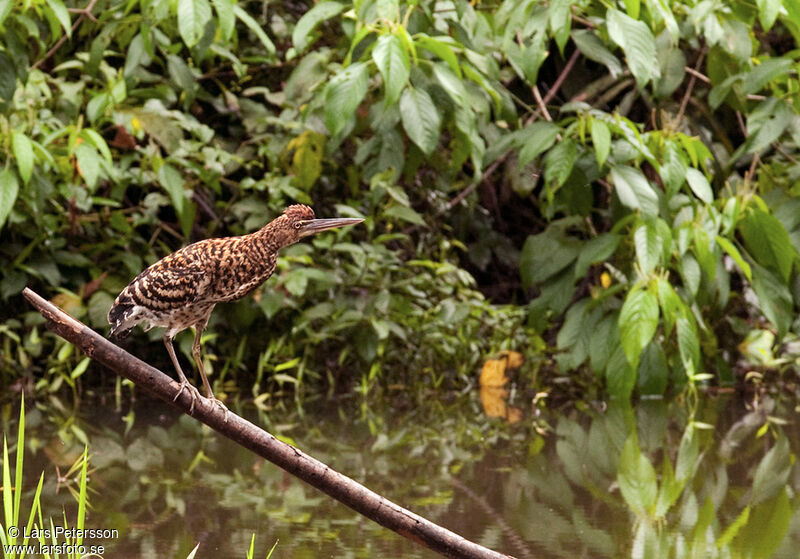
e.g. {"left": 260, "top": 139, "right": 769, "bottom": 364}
{"left": 22, "top": 287, "right": 515, "bottom": 559}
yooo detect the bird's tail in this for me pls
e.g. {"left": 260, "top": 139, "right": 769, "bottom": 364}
{"left": 107, "top": 295, "right": 138, "bottom": 341}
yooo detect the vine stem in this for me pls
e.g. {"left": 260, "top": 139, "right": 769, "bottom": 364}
{"left": 33, "top": 0, "right": 100, "bottom": 70}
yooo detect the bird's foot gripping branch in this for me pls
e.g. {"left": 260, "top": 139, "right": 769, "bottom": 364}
{"left": 22, "top": 287, "right": 514, "bottom": 559}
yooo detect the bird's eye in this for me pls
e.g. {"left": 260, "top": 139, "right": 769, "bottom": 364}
{"left": 294, "top": 221, "right": 303, "bottom": 229}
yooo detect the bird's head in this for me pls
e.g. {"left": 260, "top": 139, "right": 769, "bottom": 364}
{"left": 276, "top": 204, "right": 364, "bottom": 246}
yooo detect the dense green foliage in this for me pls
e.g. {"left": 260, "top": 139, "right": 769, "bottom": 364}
{"left": 2, "top": 0, "right": 800, "bottom": 402}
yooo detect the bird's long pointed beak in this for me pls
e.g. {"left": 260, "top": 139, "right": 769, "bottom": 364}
{"left": 299, "top": 217, "right": 364, "bottom": 237}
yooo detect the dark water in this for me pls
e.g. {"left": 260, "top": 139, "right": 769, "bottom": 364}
{"left": 3, "top": 387, "right": 800, "bottom": 558}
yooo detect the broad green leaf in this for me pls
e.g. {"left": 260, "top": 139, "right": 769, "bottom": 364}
{"left": 293, "top": 1, "right": 345, "bottom": 52}
{"left": 618, "top": 434, "right": 657, "bottom": 515}
{"left": 158, "top": 163, "right": 186, "bottom": 216}
{"left": 432, "top": 62, "right": 469, "bottom": 106}
{"left": 11, "top": 131, "right": 34, "bottom": 185}
{"left": 75, "top": 144, "right": 102, "bottom": 190}
{"left": 675, "top": 425, "right": 699, "bottom": 482}
{"left": 415, "top": 34, "right": 461, "bottom": 77}
{"left": 549, "top": 0, "right": 573, "bottom": 53}
{"left": 572, "top": 29, "right": 623, "bottom": 77}
{"left": 637, "top": 340, "right": 668, "bottom": 396}
{"left": 211, "top": 0, "right": 235, "bottom": 41}
{"left": 677, "top": 315, "right": 699, "bottom": 376}
{"left": 606, "top": 8, "right": 659, "bottom": 86}
{"left": 544, "top": 139, "right": 576, "bottom": 187}
{"left": 520, "top": 225, "right": 582, "bottom": 286}
{"left": 45, "top": 0, "right": 71, "bottom": 37}
{"left": 619, "top": 285, "right": 659, "bottom": 369}
{"left": 752, "top": 264, "right": 793, "bottom": 337}
{"left": 591, "top": 119, "right": 610, "bottom": 167}
{"left": 656, "top": 276, "right": 682, "bottom": 337}
{"left": 86, "top": 92, "right": 110, "bottom": 124}
{"left": 606, "top": 345, "right": 636, "bottom": 399}
{"left": 234, "top": 6, "right": 275, "bottom": 54}
{"left": 735, "top": 490, "right": 791, "bottom": 559}
{"left": 717, "top": 507, "right": 751, "bottom": 548}
{"left": 178, "top": 0, "right": 212, "bottom": 48}
{"left": 685, "top": 168, "right": 712, "bottom": 203}
{"left": 740, "top": 208, "right": 795, "bottom": 283}
{"left": 693, "top": 226, "right": 716, "bottom": 281}
{"left": 400, "top": 87, "right": 441, "bottom": 155}
{"left": 385, "top": 205, "right": 425, "bottom": 225}
{"left": 0, "top": 0, "right": 12, "bottom": 27}
{"left": 716, "top": 236, "right": 752, "bottom": 281}
{"left": 654, "top": 455, "right": 681, "bottom": 518}
{"left": 0, "top": 169, "right": 19, "bottom": 232}
{"left": 324, "top": 62, "right": 369, "bottom": 137}
{"left": 79, "top": 129, "right": 113, "bottom": 162}
{"left": 519, "top": 122, "right": 559, "bottom": 165}
{"left": 372, "top": 33, "right": 410, "bottom": 106}
{"left": 634, "top": 218, "right": 671, "bottom": 274}
{"left": 757, "top": 0, "right": 781, "bottom": 30}
{"left": 574, "top": 233, "right": 621, "bottom": 279}
{"left": 610, "top": 164, "right": 659, "bottom": 217}
{"left": 751, "top": 436, "right": 791, "bottom": 505}
{"left": 681, "top": 254, "right": 701, "bottom": 297}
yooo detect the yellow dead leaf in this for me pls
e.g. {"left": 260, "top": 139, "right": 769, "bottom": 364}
{"left": 480, "top": 386, "right": 509, "bottom": 417}
{"left": 480, "top": 387, "right": 523, "bottom": 424}
{"left": 498, "top": 350, "right": 524, "bottom": 368}
{"left": 480, "top": 359, "right": 508, "bottom": 387}
{"left": 600, "top": 271, "right": 612, "bottom": 288}
{"left": 286, "top": 130, "right": 326, "bottom": 190}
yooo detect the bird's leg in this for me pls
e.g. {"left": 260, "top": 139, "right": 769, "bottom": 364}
{"left": 163, "top": 334, "right": 200, "bottom": 413}
{"left": 192, "top": 327, "right": 229, "bottom": 421}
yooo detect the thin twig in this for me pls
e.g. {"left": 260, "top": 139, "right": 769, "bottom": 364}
{"left": 445, "top": 156, "right": 507, "bottom": 211}
{"left": 22, "top": 287, "right": 516, "bottom": 559}
{"left": 531, "top": 85, "right": 552, "bottom": 122}
{"left": 541, "top": 49, "right": 580, "bottom": 106}
{"left": 33, "top": 0, "right": 100, "bottom": 70}
{"left": 677, "top": 48, "right": 707, "bottom": 123}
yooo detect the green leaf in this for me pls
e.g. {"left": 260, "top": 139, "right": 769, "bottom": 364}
{"left": 572, "top": 29, "right": 623, "bottom": 77}
{"left": 86, "top": 92, "right": 110, "bottom": 124}
{"left": 11, "top": 131, "right": 34, "bottom": 185}
{"left": 677, "top": 315, "right": 699, "bottom": 376}
{"left": 211, "top": 0, "right": 235, "bottom": 41}
{"left": 75, "top": 144, "right": 102, "bottom": 190}
{"left": 751, "top": 436, "right": 791, "bottom": 505}
{"left": 372, "top": 33, "right": 410, "bottom": 106}
{"left": 740, "top": 208, "right": 796, "bottom": 283}
{"left": 324, "top": 62, "right": 369, "bottom": 137}
{"left": 45, "top": 0, "right": 72, "bottom": 37}
{"left": 618, "top": 434, "right": 658, "bottom": 515}
{"left": 656, "top": 276, "right": 682, "bottom": 337}
{"left": 400, "top": 87, "right": 441, "bottom": 155}
{"left": 574, "top": 233, "right": 621, "bottom": 279}
{"left": 0, "top": 169, "right": 19, "bottom": 232}
{"left": 619, "top": 285, "right": 659, "bottom": 369}
{"left": 520, "top": 225, "right": 582, "bottom": 286}
{"left": 675, "top": 425, "right": 699, "bottom": 482}
{"left": 634, "top": 218, "right": 671, "bottom": 274}
{"left": 178, "top": 0, "right": 212, "bottom": 48}
{"left": 685, "top": 168, "right": 712, "bottom": 204}
{"left": 752, "top": 264, "right": 793, "bottom": 338}
{"left": 415, "top": 34, "right": 461, "bottom": 77}
{"left": 591, "top": 119, "right": 610, "bottom": 167}
{"left": 432, "top": 62, "right": 469, "bottom": 106}
{"left": 293, "top": 1, "right": 345, "bottom": 52}
{"left": 544, "top": 139, "right": 576, "bottom": 187}
{"left": 717, "top": 506, "right": 751, "bottom": 548}
{"left": 158, "top": 163, "right": 186, "bottom": 217}
{"left": 610, "top": 164, "right": 659, "bottom": 217}
{"left": 549, "top": 0, "right": 573, "bottom": 53}
{"left": 757, "top": 0, "right": 781, "bottom": 30}
{"left": 385, "top": 205, "right": 425, "bottom": 226}
{"left": 518, "top": 122, "right": 559, "bottom": 165}
{"left": 606, "top": 8, "right": 659, "bottom": 86}
{"left": 234, "top": 5, "right": 275, "bottom": 55}
{"left": 716, "top": 236, "right": 752, "bottom": 281}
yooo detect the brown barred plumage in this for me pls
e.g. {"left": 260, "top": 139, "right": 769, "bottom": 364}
{"left": 108, "top": 204, "right": 363, "bottom": 417}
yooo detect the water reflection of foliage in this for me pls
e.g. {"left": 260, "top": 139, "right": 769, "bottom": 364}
{"left": 502, "top": 398, "right": 799, "bottom": 558}
{"left": 8, "top": 392, "right": 800, "bottom": 558}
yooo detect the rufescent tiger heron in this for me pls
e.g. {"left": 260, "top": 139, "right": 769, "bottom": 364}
{"left": 108, "top": 204, "right": 363, "bottom": 418}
